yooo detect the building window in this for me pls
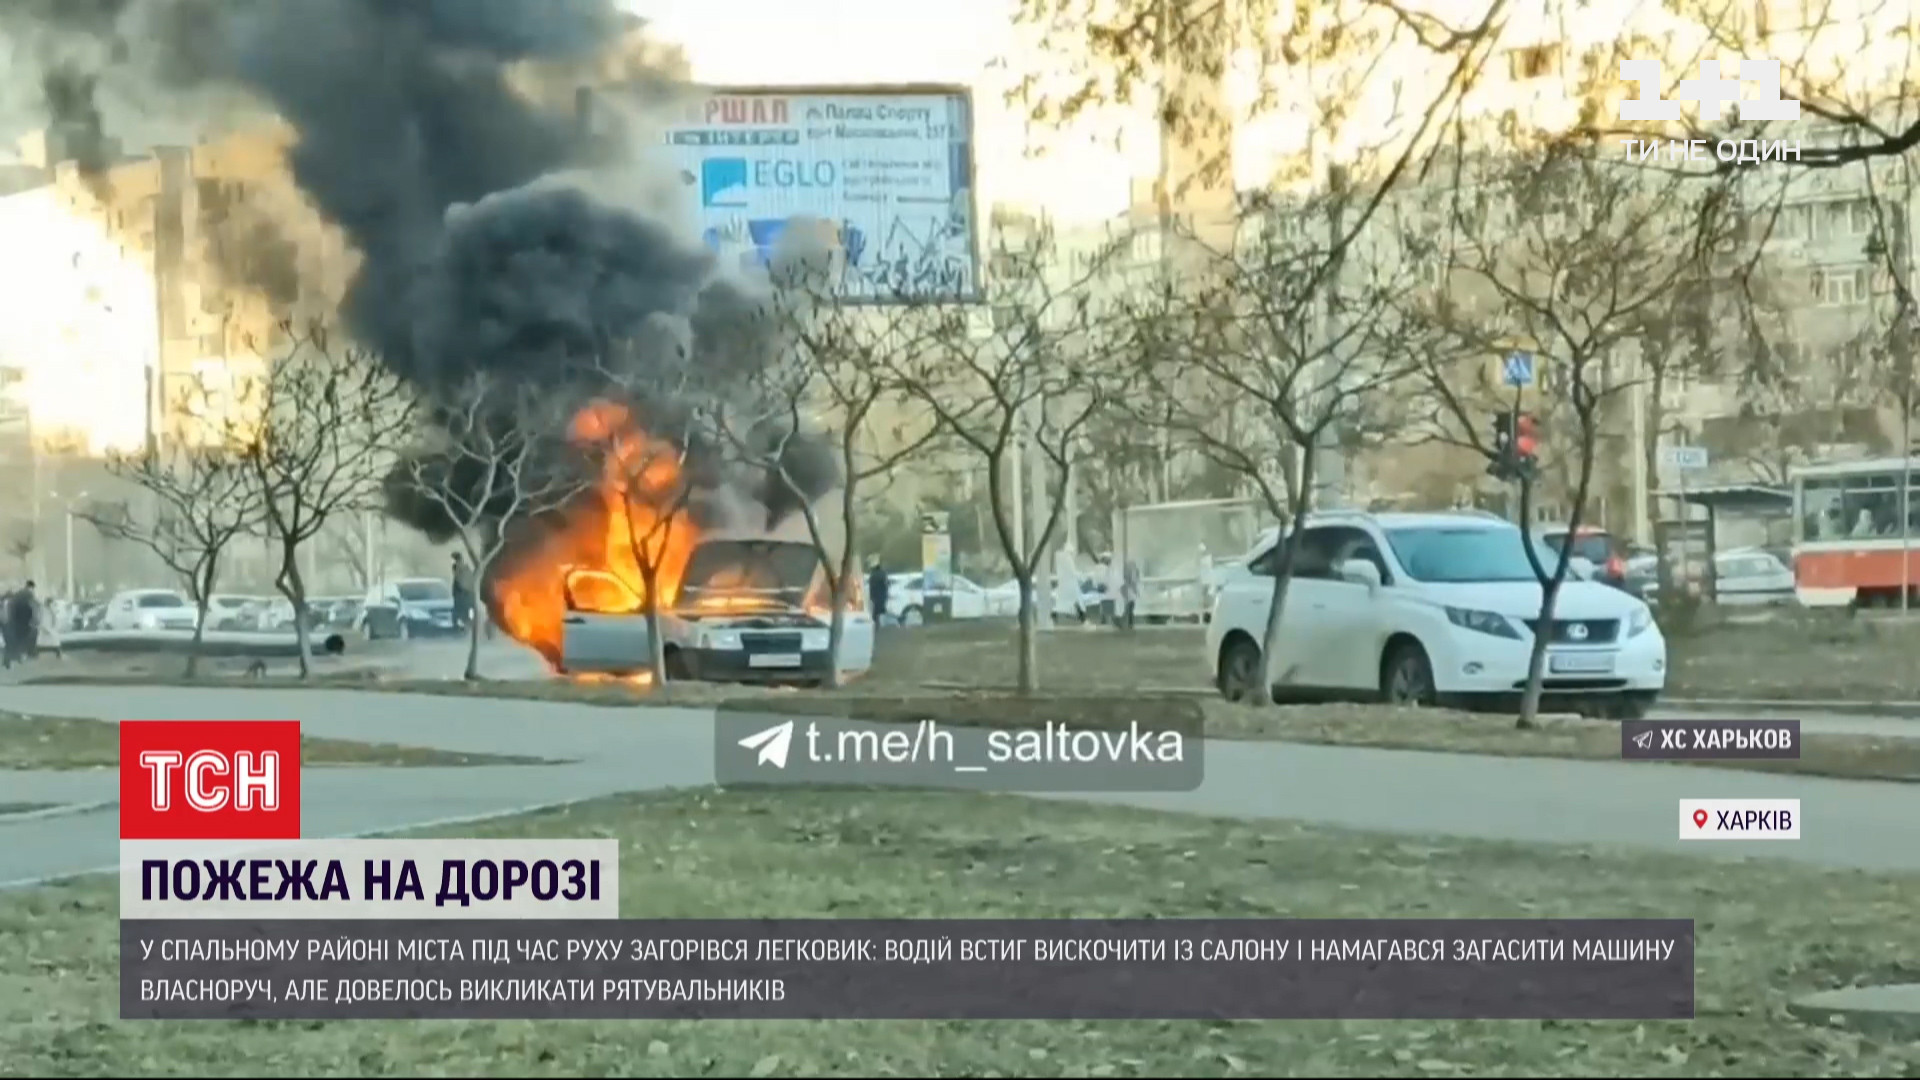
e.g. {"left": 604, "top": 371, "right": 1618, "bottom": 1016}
{"left": 1810, "top": 267, "right": 1871, "bottom": 305}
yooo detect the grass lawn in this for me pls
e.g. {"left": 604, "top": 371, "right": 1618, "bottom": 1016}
{"left": 2, "top": 787, "right": 1916, "bottom": 1076}
{"left": 0, "top": 712, "right": 558, "bottom": 772}
{"left": 1665, "top": 616, "right": 1920, "bottom": 701}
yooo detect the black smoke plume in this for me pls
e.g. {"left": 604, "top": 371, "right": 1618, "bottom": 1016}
{"left": 4, "top": 0, "right": 840, "bottom": 548}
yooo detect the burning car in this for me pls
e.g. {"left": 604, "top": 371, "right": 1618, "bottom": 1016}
{"left": 557, "top": 537, "right": 874, "bottom": 684}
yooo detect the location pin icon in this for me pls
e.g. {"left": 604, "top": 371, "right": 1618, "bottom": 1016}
{"left": 1692, "top": 809, "right": 1709, "bottom": 828}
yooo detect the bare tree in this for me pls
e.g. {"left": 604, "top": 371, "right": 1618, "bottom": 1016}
{"left": 716, "top": 282, "right": 944, "bottom": 688}
{"left": 1122, "top": 183, "right": 1429, "bottom": 706}
{"left": 1008, "top": 0, "right": 1508, "bottom": 198}
{"left": 1407, "top": 143, "right": 1738, "bottom": 727}
{"left": 578, "top": 397, "right": 697, "bottom": 687}
{"left": 894, "top": 226, "right": 1126, "bottom": 692}
{"left": 391, "top": 372, "right": 595, "bottom": 680}
{"left": 230, "top": 330, "right": 413, "bottom": 676}
{"left": 82, "top": 438, "right": 259, "bottom": 677}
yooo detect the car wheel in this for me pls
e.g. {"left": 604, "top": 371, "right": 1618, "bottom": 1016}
{"left": 1380, "top": 641, "right": 1437, "bottom": 707}
{"left": 901, "top": 605, "right": 924, "bottom": 626}
{"left": 1217, "top": 637, "right": 1265, "bottom": 704}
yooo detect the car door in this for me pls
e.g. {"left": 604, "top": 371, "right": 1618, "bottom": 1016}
{"left": 1305, "top": 525, "right": 1393, "bottom": 690}
{"left": 558, "top": 570, "right": 652, "bottom": 674}
{"left": 1247, "top": 529, "right": 1344, "bottom": 690}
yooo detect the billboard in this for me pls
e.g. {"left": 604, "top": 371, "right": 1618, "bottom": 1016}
{"left": 663, "top": 85, "right": 979, "bottom": 303}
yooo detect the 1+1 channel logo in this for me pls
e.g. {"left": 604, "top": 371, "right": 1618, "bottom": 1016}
{"left": 1618, "top": 58, "right": 1803, "bottom": 165}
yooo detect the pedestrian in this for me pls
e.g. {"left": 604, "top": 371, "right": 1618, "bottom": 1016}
{"left": 1121, "top": 559, "right": 1140, "bottom": 631}
{"left": 450, "top": 553, "right": 475, "bottom": 629}
{"left": 38, "top": 592, "right": 63, "bottom": 660}
{"left": 866, "top": 559, "right": 890, "bottom": 626}
{"left": 0, "top": 584, "right": 14, "bottom": 669}
{"left": 1104, "top": 554, "right": 1123, "bottom": 627}
{"left": 6, "top": 580, "right": 40, "bottom": 665}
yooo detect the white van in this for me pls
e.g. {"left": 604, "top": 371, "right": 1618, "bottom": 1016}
{"left": 559, "top": 537, "right": 875, "bottom": 684}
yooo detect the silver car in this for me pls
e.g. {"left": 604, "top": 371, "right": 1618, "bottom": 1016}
{"left": 1644, "top": 548, "right": 1796, "bottom": 606}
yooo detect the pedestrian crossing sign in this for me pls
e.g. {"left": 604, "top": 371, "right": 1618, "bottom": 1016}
{"left": 1501, "top": 351, "right": 1534, "bottom": 388}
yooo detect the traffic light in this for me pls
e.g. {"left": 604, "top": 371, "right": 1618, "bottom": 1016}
{"left": 1514, "top": 414, "right": 1540, "bottom": 479}
{"left": 1487, "top": 413, "right": 1514, "bottom": 479}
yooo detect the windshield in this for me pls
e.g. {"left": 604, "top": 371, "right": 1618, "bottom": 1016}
{"left": 137, "top": 593, "right": 187, "bottom": 608}
{"left": 1386, "top": 526, "right": 1570, "bottom": 584}
{"left": 681, "top": 541, "right": 820, "bottom": 596}
{"left": 397, "top": 581, "right": 451, "bottom": 602}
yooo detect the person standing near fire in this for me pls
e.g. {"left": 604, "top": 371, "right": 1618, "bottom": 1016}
{"left": 450, "top": 554, "right": 476, "bottom": 629}
{"left": 866, "top": 559, "right": 890, "bottom": 626}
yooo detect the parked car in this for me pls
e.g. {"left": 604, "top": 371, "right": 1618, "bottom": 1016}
{"left": 314, "top": 596, "right": 364, "bottom": 629}
{"left": 1207, "top": 510, "right": 1665, "bottom": 719}
{"left": 1644, "top": 548, "right": 1797, "bottom": 606}
{"left": 358, "top": 578, "right": 460, "bottom": 639}
{"left": 559, "top": 538, "right": 875, "bottom": 683}
{"left": 102, "top": 589, "right": 198, "bottom": 631}
{"left": 886, "top": 572, "right": 990, "bottom": 624}
{"left": 204, "top": 594, "right": 270, "bottom": 631}
{"left": 983, "top": 576, "right": 1104, "bottom": 620}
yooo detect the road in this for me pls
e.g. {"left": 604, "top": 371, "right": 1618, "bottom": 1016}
{"left": 3, "top": 683, "right": 1919, "bottom": 889}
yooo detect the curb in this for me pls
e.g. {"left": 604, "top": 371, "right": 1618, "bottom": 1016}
{"left": 1665, "top": 698, "right": 1920, "bottom": 719}
{"left": 0, "top": 798, "right": 117, "bottom": 824}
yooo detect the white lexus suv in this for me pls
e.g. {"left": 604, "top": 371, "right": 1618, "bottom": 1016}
{"left": 1205, "top": 510, "right": 1665, "bottom": 718}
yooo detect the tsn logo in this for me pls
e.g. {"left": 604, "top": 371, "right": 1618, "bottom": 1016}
{"left": 120, "top": 721, "right": 303, "bottom": 840}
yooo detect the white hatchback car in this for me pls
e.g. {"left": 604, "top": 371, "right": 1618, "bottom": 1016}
{"left": 1206, "top": 511, "right": 1666, "bottom": 718}
{"left": 102, "top": 588, "right": 200, "bottom": 631}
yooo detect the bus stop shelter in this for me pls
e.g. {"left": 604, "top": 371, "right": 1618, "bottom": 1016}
{"left": 1649, "top": 483, "right": 1793, "bottom": 599}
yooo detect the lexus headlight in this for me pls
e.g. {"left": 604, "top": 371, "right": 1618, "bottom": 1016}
{"left": 1444, "top": 606, "right": 1521, "bottom": 639}
{"left": 1628, "top": 606, "right": 1654, "bottom": 637}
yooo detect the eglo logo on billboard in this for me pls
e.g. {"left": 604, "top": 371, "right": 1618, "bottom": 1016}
{"left": 699, "top": 158, "right": 838, "bottom": 209}
{"left": 1617, "top": 58, "right": 1804, "bottom": 165}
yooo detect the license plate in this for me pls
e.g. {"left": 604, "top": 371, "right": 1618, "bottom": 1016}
{"left": 1550, "top": 652, "right": 1616, "bottom": 674}
{"left": 748, "top": 653, "right": 802, "bottom": 669}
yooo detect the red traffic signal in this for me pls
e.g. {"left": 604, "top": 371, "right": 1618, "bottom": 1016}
{"left": 1515, "top": 414, "right": 1539, "bottom": 460}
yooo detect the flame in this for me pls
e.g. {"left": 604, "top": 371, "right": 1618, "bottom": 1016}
{"left": 569, "top": 671, "right": 654, "bottom": 688}
{"left": 486, "top": 399, "right": 700, "bottom": 669}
